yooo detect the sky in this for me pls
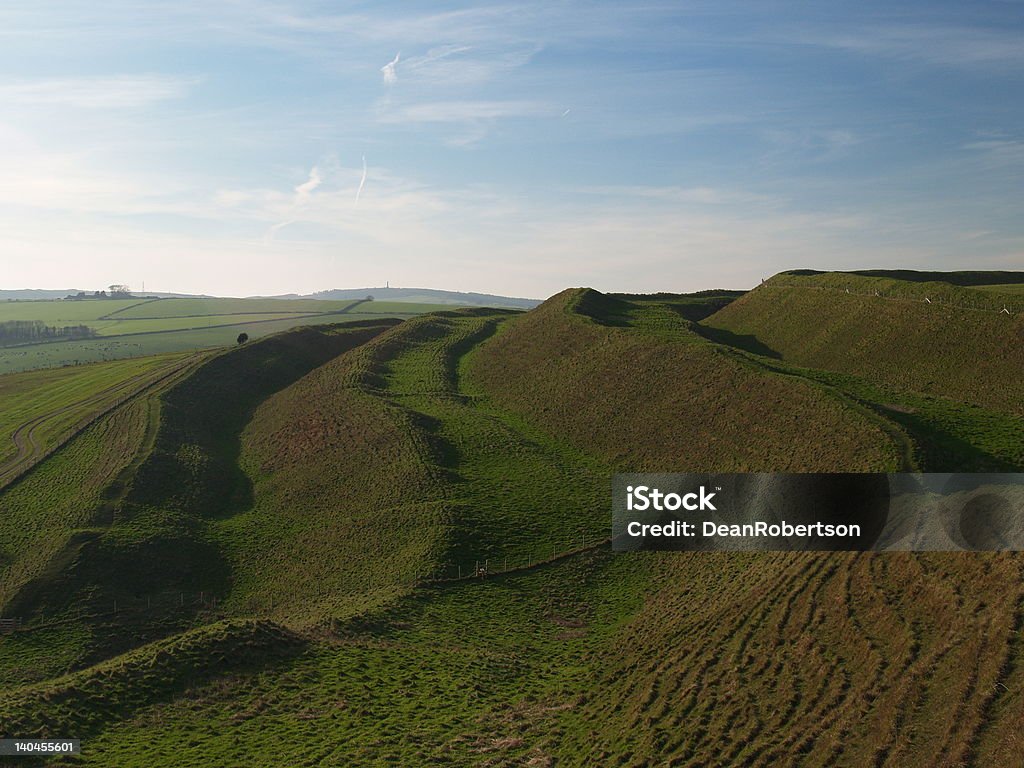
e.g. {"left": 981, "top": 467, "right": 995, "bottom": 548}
{"left": 0, "top": 1, "right": 1022, "bottom": 299}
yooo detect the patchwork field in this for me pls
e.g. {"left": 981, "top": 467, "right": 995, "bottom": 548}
{"left": 1, "top": 273, "right": 1022, "bottom": 765}
{"left": 0, "top": 296, "right": 455, "bottom": 374}
{"left": 0, "top": 353, "right": 205, "bottom": 489}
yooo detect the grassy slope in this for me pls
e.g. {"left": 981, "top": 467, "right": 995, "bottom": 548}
{"left": 3, "top": 288, "right": 1023, "bottom": 765}
{"left": 469, "top": 288, "right": 900, "bottom": 472}
{"left": 703, "top": 272, "right": 1024, "bottom": 416}
{"left": 0, "top": 353, "right": 191, "bottom": 472}
{"left": 0, "top": 354, "right": 211, "bottom": 683}
{"left": 976, "top": 283, "right": 1024, "bottom": 294}
{"left": 214, "top": 308, "right": 611, "bottom": 623}
{"left": 553, "top": 551, "right": 1024, "bottom": 767}
{"left": 0, "top": 322, "right": 399, "bottom": 683}
{"left": 0, "top": 399, "right": 152, "bottom": 616}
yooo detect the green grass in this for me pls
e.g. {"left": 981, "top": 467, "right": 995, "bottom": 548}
{"left": 0, "top": 399, "right": 153, "bottom": 631}
{"left": 0, "top": 298, "right": 456, "bottom": 374}
{"left": 975, "top": 283, "right": 1024, "bottom": 294}
{"left": 0, "top": 322, "right": 399, "bottom": 679}
{"left": 3, "top": 283, "right": 1024, "bottom": 766}
{"left": 0, "top": 299, "right": 142, "bottom": 324}
{"left": 756, "top": 362, "right": 1024, "bottom": 471}
{"left": 210, "top": 309, "right": 613, "bottom": 623}
{"left": 5, "top": 550, "right": 1024, "bottom": 766}
{"left": 90, "top": 313, "right": 325, "bottom": 336}
{"left": 0, "top": 354, "right": 189, "bottom": 469}
{"left": 376, "top": 311, "right": 611, "bottom": 567}
{"left": 468, "top": 289, "right": 901, "bottom": 472}
{"left": 106, "top": 297, "right": 360, "bottom": 318}
{"left": 703, "top": 271, "right": 1024, "bottom": 416}
{"left": 1, "top": 550, "right": 652, "bottom": 766}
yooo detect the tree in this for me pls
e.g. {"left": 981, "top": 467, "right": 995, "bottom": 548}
{"left": 236, "top": 332, "right": 249, "bottom": 345}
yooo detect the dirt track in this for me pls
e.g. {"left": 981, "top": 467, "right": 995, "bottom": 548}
{"left": 0, "top": 354, "right": 209, "bottom": 491}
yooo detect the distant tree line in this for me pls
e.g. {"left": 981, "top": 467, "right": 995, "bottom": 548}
{"left": 65, "top": 285, "right": 134, "bottom": 300}
{"left": 0, "top": 320, "right": 97, "bottom": 346}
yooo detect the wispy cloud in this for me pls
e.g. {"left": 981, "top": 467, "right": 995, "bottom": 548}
{"left": 379, "top": 99, "right": 550, "bottom": 124}
{"left": 399, "top": 43, "right": 539, "bottom": 87}
{"left": 0, "top": 75, "right": 196, "bottom": 108}
{"left": 294, "top": 165, "right": 322, "bottom": 202}
{"left": 381, "top": 51, "right": 400, "bottom": 84}
{"left": 793, "top": 24, "right": 1024, "bottom": 71}
{"left": 265, "top": 164, "right": 324, "bottom": 242}
{"left": 964, "top": 138, "right": 1024, "bottom": 165}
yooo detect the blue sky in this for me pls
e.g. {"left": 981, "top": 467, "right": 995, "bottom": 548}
{"left": 1, "top": 1, "right": 1021, "bottom": 298}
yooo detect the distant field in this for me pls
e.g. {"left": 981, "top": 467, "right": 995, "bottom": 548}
{"left": 0, "top": 297, "right": 456, "bottom": 374}
{"left": 975, "top": 283, "right": 1024, "bottom": 294}
{"left": 106, "top": 297, "right": 360, "bottom": 318}
{"left": 0, "top": 299, "right": 141, "bottom": 324}
{"left": 0, "top": 353, "right": 200, "bottom": 488}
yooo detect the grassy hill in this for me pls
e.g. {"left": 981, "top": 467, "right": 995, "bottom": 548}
{"left": 469, "top": 288, "right": 900, "bottom": 472}
{"left": 299, "top": 285, "right": 540, "bottom": 309}
{"left": 784, "top": 268, "right": 1024, "bottom": 288}
{"left": 1, "top": 282, "right": 1023, "bottom": 765}
{"left": 703, "top": 271, "right": 1024, "bottom": 417}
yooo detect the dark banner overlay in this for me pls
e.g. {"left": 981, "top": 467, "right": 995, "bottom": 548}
{"left": 612, "top": 474, "right": 1024, "bottom": 552}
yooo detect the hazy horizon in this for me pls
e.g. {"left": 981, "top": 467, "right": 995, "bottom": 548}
{"left": 0, "top": 283, "right": 553, "bottom": 299}
{"left": 2, "top": 1, "right": 1021, "bottom": 297}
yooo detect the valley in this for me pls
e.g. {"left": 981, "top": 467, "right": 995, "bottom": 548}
{"left": 1, "top": 271, "right": 1023, "bottom": 765}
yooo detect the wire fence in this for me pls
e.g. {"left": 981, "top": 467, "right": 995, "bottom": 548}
{"left": 0, "top": 535, "right": 613, "bottom": 637}
{"left": 768, "top": 281, "right": 1022, "bottom": 317}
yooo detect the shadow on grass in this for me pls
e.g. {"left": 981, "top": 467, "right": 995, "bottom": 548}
{"left": 691, "top": 324, "right": 782, "bottom": 359}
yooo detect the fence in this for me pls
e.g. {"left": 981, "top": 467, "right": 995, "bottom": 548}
{"left": 0, "top": 534, "right": 613, "bottom": 637}
{"left": 0, "top": 618, "right": 22, "bottom": 634}
{"left": 770, "top": 281, "right": 1022, "bottom": 316}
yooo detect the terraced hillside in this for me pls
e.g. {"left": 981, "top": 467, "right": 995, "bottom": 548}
{"left": 703, "top": 271, "right": 1024, "bottom": 416}
{"left": 0, "top": 321, "right": 402, "bottom": 658}
{"left": 469, "top": 288, "right": 901, "bottom": 472}
{"left": 1, "top": 283, "right": 1023, "bottom": 766}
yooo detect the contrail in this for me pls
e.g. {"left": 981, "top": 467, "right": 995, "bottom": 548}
{"left": 355, "top": 155, "right": 367, "bottom": 205}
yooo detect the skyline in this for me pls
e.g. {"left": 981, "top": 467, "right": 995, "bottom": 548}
{"left": 1, "top": 1, "right": 1022, "bottom": 298}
